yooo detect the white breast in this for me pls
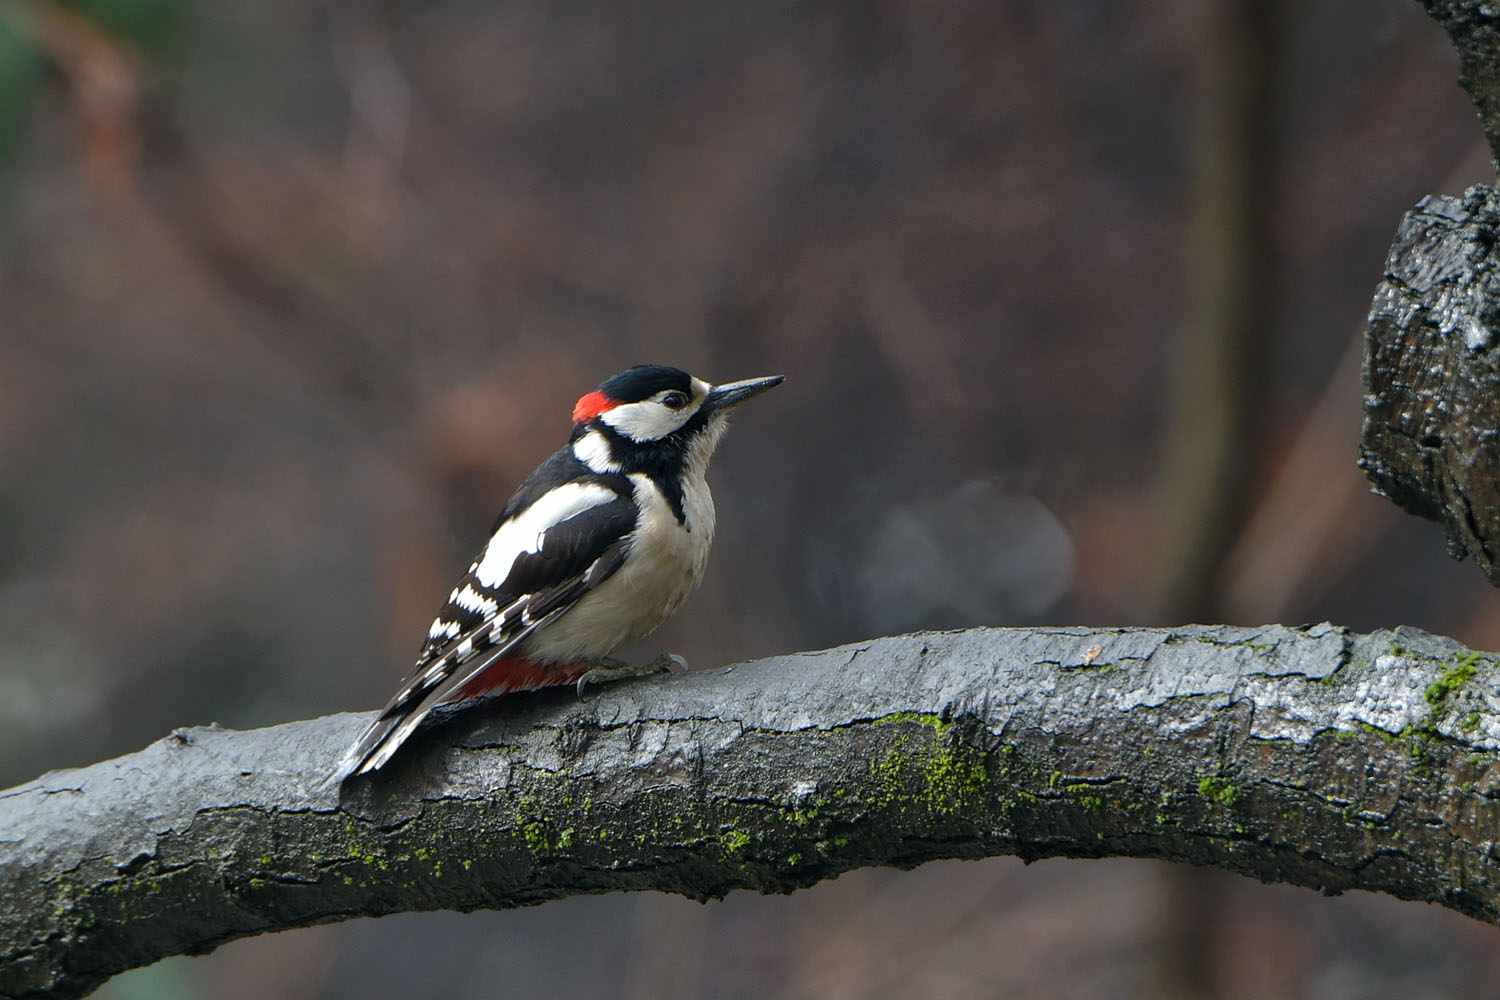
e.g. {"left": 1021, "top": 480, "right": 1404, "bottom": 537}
{"left": 523, "top": 467, "right": 717, "bottom": 664}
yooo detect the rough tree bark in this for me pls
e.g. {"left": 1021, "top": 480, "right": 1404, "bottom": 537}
{"left": 1419, "top": 1, "right": 1500, "bottom": 167}
{"left": 1362, "top": 187, "right": 1500, "bottom": 583}
{"left": 5, "top": 624, "right": 1500, "bottom": 999}
{"left": 1359, "top": 1, "right": 1500, "bottom": 580}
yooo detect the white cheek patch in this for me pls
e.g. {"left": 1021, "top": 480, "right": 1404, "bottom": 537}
{"left": 599, "top": 388, "right": 705, "bottom": 443}
{"left": 572, "top": 429, "right": 620, "bottom": 472}
{"left": 473, "top": 482, "right": 618, "bottom": 588}
{"left": 600, "top": 400, "right": 681, "bottom": 441}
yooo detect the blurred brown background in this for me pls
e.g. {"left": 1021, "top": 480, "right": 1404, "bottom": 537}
{"left": 5, "top": 1, "right": 1500, "bottom": 997}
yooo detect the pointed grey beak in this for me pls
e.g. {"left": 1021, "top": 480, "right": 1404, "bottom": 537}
{"left": 706, "top": 375, "right": 784, "bottom": 411}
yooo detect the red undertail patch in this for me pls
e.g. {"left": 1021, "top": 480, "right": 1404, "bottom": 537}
{"left": 453, "top": 655, "right": 591, "bottom": 701}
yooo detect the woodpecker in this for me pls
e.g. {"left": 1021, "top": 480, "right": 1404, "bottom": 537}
{"left": 336, "top": 364, "right": 783, "bottom": 779}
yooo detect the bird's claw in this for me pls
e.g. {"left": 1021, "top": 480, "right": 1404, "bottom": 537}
{"left": 576, "top": 653, "right": 689, "bottom": 698}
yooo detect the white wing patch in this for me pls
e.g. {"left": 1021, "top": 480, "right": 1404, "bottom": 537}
{"left": 473, "top": 481, "right": 618, "bottom": 588}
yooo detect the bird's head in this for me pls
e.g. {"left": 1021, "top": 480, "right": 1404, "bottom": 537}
{"left": 573, "top": 364, "right": 786, "bottom": 446}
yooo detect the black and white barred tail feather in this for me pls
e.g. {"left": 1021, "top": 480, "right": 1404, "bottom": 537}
{"left": 332, "top": 606, "right": 562, "bottom": 780}
{"left": 334, "top": 537, "right": 630, "bottom": 780}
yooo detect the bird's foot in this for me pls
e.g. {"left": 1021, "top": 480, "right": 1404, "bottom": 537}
{"left": 576, "top": 653, "right": 689, "bottom": 697}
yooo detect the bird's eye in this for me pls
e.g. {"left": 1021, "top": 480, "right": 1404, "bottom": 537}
{"left": 661, "top": 391, "right": 688, "bottom": 410}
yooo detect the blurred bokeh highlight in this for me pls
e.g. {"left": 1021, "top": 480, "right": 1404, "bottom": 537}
{"left": 4, "top": 1, "right": 1500, "bottom": 997}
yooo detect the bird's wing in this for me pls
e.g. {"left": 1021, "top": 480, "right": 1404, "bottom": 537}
{"left": 335, "top": 489, "right": 636, "bottom": 780}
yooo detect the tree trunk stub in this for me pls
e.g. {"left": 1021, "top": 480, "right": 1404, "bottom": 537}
{"left": 1358, "top": 2, "right": 1500, "bottom": 580}
{"left": 1362, "top": 186, "right": 1500, "bottom": 583}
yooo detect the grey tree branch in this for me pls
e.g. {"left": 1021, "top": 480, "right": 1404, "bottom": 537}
{"left": 5, "top": 624, "right": 1500, "bottom": 999}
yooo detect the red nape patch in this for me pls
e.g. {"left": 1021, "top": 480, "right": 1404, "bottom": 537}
{"left": 452, "top": 655, "right": 591, "bottom": 701}
{"left": 572, "top": 390, "right": 616, "bottom": 424}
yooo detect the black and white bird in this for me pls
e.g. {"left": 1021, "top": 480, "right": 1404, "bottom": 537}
{"left": 336, "top": 364, "right": 783, "bottom": 779}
